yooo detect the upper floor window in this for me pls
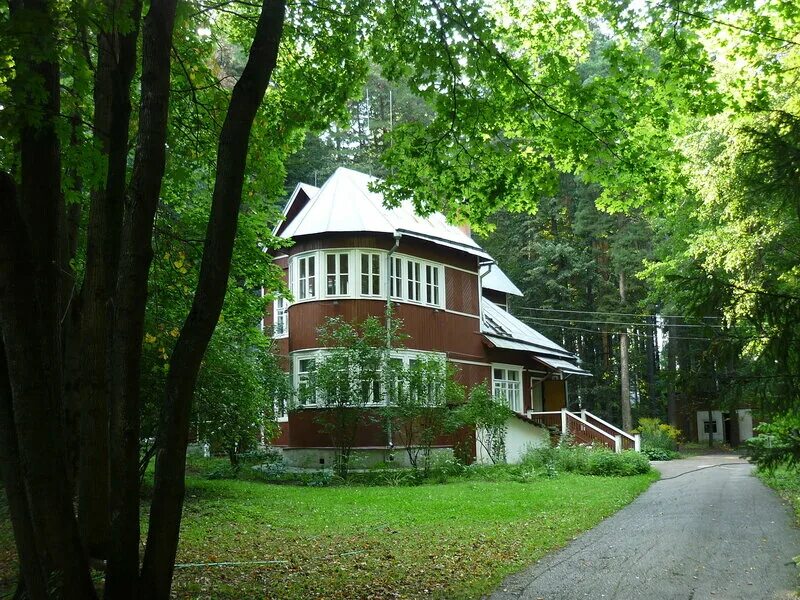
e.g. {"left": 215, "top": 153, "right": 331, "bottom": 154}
{"left": 287, "top": 248, "right": 446, "bottom": 309}
{"left": 297, "top": 254, "right": 316, "bottom": 300}
{"left": 493, "top": 365, "right": 522, "bottom": 413}
{"left": 425, "top": 264, "right": 441, "bottom": 306}
{"left": 274, "top": 297, "right": 289, "bottom": 338}
{"left": 360, "top": 252, "right": 381, "bottom": 296}
{"left": 390, "top": 256, "right": 403, "bottom": 299}
{"left": 296, "top": 356, "right": 316, "bottom": 406}
{"left": 406, "top": 259, "right": 422, "bottom": 302}
{"left": 325, "top": 252, "right": 350, "bottom": 296}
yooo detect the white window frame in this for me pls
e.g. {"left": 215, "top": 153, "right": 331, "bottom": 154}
{"left": 295, "top": 253, "right": 317, "bottom": 301}
{"left": 324, "top": 250, "right": 352, "bottom": 297}
{"left": 492, "top": 364, "right": 523, "bottom": 413}
{"left": 293, "top": 352, "right": 320, "bottom": 408}
{"left": 273, "top": 296, "right": 289, "bottom": 338}
{"left": 360, "top": 251, "right": 383, "bottom": 297}
{"left": 287, "top": 249, "right": 446, "bottom": 309}
{"left": 425, "top": 263, "right": 441, "bottom": 306}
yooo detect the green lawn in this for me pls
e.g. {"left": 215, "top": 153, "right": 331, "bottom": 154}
{"left": 0, "top": 468, "right": 657, "bottom": 599}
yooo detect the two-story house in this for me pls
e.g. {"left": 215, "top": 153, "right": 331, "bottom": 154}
{"left": 264, "top": 167, "right": 633, "bottom": 466}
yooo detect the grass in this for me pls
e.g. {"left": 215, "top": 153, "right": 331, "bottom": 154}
{"left": 758, "top": 466, "right": 800, "bottom": 525}
{"left": 0, "top": 460, "right": 658, "bottom": 599}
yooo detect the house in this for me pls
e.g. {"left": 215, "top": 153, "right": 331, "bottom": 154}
{"left": 264, "top": 167, "right": 634, "bottom": 466}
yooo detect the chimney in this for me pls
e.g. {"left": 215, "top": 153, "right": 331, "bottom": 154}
{"left": 458, "top": 223, "right": 471, "bottom": 238}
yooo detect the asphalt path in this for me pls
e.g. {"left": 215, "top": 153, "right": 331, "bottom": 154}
{"left": 489, "top": 455, "right": 799, "bottom": 600}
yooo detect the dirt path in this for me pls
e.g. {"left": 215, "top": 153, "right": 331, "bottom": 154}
{"left": 489, "top": 455, "right": 799, "bottom": 600}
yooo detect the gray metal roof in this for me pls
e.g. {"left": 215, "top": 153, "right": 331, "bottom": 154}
{"left": 480, "top": 264, "right": 523, "bottom": 296}
{"left": 481, "top": 298, "right": 589, "bottom": 376}
{"left": 279, "top": 167, "right": 490, "bottom": 259}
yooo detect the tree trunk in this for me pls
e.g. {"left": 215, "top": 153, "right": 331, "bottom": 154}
{"left": 140, "top": 3, "right": 286, "bottom": 596}
{"left": 105, "top": 1, "right": 178, "bottom": 596}
{"left": 0, "top": 326, "right": 47, "bottom": 600}
{"left": 2, "top": 1, "right": 97, "bottom": 594}
{"left": 78, "top": 0, "right": 143, "bottom": 560}
{"left": 646, "top": 314, "right": 657, "bottom": 417}
{"left": 619, "top": 271, "right": 632, "bottom": 431}
{"left": 667, "top": 317, "right": 678, "bottom": 427}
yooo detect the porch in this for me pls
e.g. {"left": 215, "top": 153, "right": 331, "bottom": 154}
{"left": 528, "top": 409, "right": 641, "bottom": 453}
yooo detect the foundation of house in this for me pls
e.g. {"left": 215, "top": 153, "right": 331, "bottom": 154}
{"left": 278, "top": 446, "right": 455, "bottom": 470}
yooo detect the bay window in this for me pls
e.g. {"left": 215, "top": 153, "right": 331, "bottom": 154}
{"left": 360, "top": 252, "right": 382, "bottom": 296}
{"left": 273, "top": 296, "right": 289, "bottom": 337}
{"left": 297, "top": 254, "right": 316, "bottom": 300}
{"left": 325, "top": 251, "right": 350, "bottom": 296}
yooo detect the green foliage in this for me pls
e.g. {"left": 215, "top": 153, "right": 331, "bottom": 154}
{"left": 743, "top": 413, "right": 800, "bottom": 472}
{"left": 307, "top": 316, "right": 393, "bottom": 478}
{"left": 383, "top": 357, "right": 465, "bottom": 473}
{"left": 459, "top": 383, "right": 513, "bottom": 464}
{"left": 521, "top": 445, "right": 651, "bottom": 477}
{"left": 634, "top": 418, "right": 681, "bottom": 460}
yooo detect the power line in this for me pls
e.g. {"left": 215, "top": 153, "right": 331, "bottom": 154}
{"left": 516, "top": 314, "right": 730, "bottom": 329}
{"left": 511, "top": 304, "right": 724, "bottom": 321}
{"left": 516, "top": 318, "right": 768, "bottom": 342}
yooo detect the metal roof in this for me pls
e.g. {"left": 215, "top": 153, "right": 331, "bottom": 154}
{"left": 279, "top": 167, "right": 490, "bottom": 259}
{"left": 481, "top": 298, "right": 589, "bottom": 376}
{"left": 480, "top": 264, "right": 523, "bottom": 296}
{"left": 532, "top": 355, "right": 591, "bottom": 376}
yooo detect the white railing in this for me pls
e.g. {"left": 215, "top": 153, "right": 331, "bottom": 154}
{"left": 580, "top": 409, "right": 641, "bottom": 452}
{"left": 527, "top": 408, "right": 641, "bottom": 453}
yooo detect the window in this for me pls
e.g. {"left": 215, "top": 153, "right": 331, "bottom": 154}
{"left": 296, "top": 356, "right": 316, "bottom": 406}
{"left": 703, "top": 420, "right": 718, "bottom": 434}
{"left": 390, "top": 256, "right": 403, "bottom": 299}
{"left": 425, "top": 264, "right": 441, "bottom": 306}
{"left": 493, "top": 366, "right": 522, "bottom": 413}
{"left": 297, "top": 254, "right": 316, "bottom": 300}
{"left": 360, "top": 252, "right": 382, "bottom": 296}
{"left": 273, "top": 297, "right": 289, "bottom": 337}
{"left": 406, "top": 259, "right": 422, "bottom": 302}
{"left": 287, "top": 250, "right": 445, "bottom": 308}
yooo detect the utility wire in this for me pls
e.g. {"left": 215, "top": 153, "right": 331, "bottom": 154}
{"left": 515, "top": 314, "right": 731, "bottom": 329}
{"left": 511, "top": 305, "right": 724, "bottom": 321}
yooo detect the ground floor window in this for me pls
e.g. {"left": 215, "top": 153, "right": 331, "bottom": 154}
{"left": 493, "top": 365, "right": 523, "bottom": 413}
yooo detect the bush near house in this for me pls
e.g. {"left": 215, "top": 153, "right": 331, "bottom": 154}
{"left": 634, "top": 417, "right": 681, "bottom": 460}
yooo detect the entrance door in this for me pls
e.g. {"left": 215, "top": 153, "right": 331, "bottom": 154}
{"left": 543, "top": 379, "right": 566, "bottom": 411}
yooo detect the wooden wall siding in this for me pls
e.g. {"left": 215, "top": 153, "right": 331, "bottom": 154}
{"left": 287, "top": 408, "right": 387, "bottom": 448}
{"left": 446, "top": 267, "right": 479, "bottom": 315}
{"left": 290, "top": 232, "right": 480, "bottom": 272}
{"left": 287, "top": 408, "right": 469, "bottom": 450}
{"left": 270, "top": 421, "right": 289, "bottom": 446}
{"left": 275, "top": 189, "right": 313, "bottom": 236}
{"left": 482, "top": 288, "right": 507, "bottom": 308}
{"left": 288, "top": 299, "right": 486, "bottom": 358}
{"left": 452, "top": 362, "right": 490, "bottom": 390}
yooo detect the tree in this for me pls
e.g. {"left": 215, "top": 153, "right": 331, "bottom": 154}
{"left": 309, "top": 316, "right": 390, "bottom": 478}
{"left": 459, "top": 383, "right": 513, "bottom": 464}
{"left": 384, "top": 357, "right": 465, "bottom": 473}
{"left": 0, "top": 0, "right": 370, "bottom": 596}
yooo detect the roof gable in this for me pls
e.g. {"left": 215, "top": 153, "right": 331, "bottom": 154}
{"left": 279, "top": 167, "right": 489, "bottom": 258}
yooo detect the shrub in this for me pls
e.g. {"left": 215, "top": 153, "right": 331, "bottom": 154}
{"left": 640, "top": 446, "right": 679, "bottom": 461}
{"left": 520, "top": 445, "right": 650, "bottom": 477}
{"left": 635, "top": 418, "right": 681, "bottom": 459}
{"left": 743, "top": 412, "right": 800, "bottom": 472}
{"left": 458, "top": 382, "right": 512, "bottom": 463}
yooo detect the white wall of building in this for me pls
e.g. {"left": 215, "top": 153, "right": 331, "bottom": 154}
{"left": 476, "top": 416, "right": 550, "bottom": 464}
{"left": 695, "top": 410, "right": 725, "bottom": 443}
{"left": 737, "top": 409, "right": 754, "bottom": 441}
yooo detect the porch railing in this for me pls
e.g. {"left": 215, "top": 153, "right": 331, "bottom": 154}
{"left": 527, "top": 408, "right": 641, "bottom": 454}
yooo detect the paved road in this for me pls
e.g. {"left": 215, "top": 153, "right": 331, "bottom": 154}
{"left": 490, "top": 455, "right": 799, "bottom": 600}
